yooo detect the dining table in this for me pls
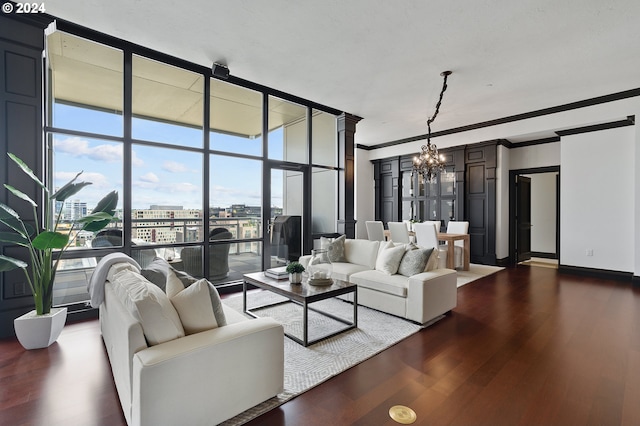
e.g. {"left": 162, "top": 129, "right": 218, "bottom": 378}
{"left": 383, "top": 229, "right": 470, "bottom": 271}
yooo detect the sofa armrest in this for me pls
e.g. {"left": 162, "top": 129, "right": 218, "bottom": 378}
{"left": 299, "top": 254, "right": 312, "bottom": 269}
{"left": 406, "top": 268, "right": 457, "bottom": 324}
{"left": 131, "top": 318, "right": 284, "bottom": 426}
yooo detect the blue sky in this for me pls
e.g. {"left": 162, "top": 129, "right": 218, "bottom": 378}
{"left": 52, "top": 104, "right": 283, "bottom": 210}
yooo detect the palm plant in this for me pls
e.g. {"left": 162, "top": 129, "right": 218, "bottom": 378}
{"left": 0, "top": 153, "right": 118, "bottom": 315}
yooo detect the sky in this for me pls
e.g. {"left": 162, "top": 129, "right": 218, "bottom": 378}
{"left": 52, "top": 104, "right": 283, "bottom": 210}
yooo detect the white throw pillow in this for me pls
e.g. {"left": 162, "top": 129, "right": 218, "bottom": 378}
{"left": 375, "top": 244, "right": 407, "bottom": 275}
{"left": 111, "top": 269, "right": 185, "bottom": 345}
{"left": 169, "top": 279, "right": 218, "bottom": 335}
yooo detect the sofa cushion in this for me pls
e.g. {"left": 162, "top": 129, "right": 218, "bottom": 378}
{"left": 398, "top": 247, "right": 434, "bottom": 277}
{"left": 350, "top": 270, "right": 409, "bottom": 297}
{"left": 344, "top": 239, "right": 380, "bottom": 268}
{"left": 110, "top": 269, "right": 185, "bottom": 345}
{"left": 375, "top": 244, "right": 407, "bottom": 275}
{"left": 320, "top": 234, "right": 346, "bottom": 262}
{"left": 330, "top": 262, "right": 373, "bottom": 282}
{"left": 166, "top": 273, "right": 218, "bottom": 335}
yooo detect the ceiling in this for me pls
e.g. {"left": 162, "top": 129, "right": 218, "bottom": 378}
{"left": 45, "top": 0, "right": 640, "bottom": 147}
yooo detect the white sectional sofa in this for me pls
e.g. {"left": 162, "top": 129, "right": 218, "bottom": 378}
{"left": 95, "top": 257, "right": 284, "bottom": 426}
{"left": 300, "top": 238, "right": 458, "bottom": 325}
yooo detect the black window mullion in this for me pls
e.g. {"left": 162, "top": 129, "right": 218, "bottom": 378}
{"left": 123, "top": 49, "right": 133, "bottom": 255}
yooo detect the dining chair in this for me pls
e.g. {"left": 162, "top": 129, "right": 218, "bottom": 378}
{"left": 422, "top": 220, "right": 441, "bottom": 234}
{"left": 388, "top": 221, "right": 411, "bottom": 243}
{"left": 444, "top": 220, "right": 469, "bottom": 268}
{"left": 365, "top": 221, "right": 386, "bottom": 241}
{"left": 413, "top": 222, "right": 447, "bottom": 268}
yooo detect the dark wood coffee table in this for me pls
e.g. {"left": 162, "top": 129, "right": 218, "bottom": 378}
{"left": 243, "top": 272, "right": 358, "bottom": 347}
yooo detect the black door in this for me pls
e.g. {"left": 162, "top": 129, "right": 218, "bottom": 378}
{"left": 516, "top": 176, "right": 532, "bottom": 262}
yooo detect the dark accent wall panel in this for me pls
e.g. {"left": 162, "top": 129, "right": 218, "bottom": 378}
{"left": 5, "top": 51, "right": 37, "bottom": 97}
{"left": 468, "top": 164, "right": 485, "bottom": 194}
{"left": 0, "top": 15, "right": 46, "bottom": 338}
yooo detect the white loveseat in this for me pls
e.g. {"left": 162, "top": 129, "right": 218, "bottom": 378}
{"left": 300, "top": 238, "right": 457, "bottom": 324}
{"left": 97, "top": 258, "right": 284, "bottom": 426}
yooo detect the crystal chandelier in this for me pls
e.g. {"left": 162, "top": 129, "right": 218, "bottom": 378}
{"left": 412, "top": 71, "right": 452, "bottom": 183}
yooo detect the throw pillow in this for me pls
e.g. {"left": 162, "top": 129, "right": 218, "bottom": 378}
{"left": 167, "top": 273, "right": 218, "bottom": 335}
{"left": 110, "top": 269, "right": 185, "bottom": 345}
{"left": 375, "top": 244, "right": 407, "bottom": 275}
{"left": 141, "top": 257, "right": 198, "bottom": 291}
{"left": 320, "top": 234, "right": 346, "bottom": 262}
{"left": 204, "top": 280, "right": 227, "bottom": 327}
{"left": 398, "top": 247, "right": 434, "bottom": 277}
{"left": 424, "top": 247, "right": 440, "bottom": 271}
{"left": 166, "top": 269, "right": 227, "bottom": 328}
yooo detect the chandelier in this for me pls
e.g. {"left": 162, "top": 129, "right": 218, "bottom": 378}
{"left": 412, "top": 70, "right": 452, "bottom": 183}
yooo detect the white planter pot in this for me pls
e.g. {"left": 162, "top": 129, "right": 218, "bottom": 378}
{"left": 289, "top": 272, "right": 303, "bottom": 284}
{"left": 14, "top": 307, "right": 68, "bottom": 350}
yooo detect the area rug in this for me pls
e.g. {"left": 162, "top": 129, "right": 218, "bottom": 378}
{"left": 220, "top": 291, "right": 425, "bottom": 425}
{"left": 456, "top": 263, "right": 504, "bottom": 287}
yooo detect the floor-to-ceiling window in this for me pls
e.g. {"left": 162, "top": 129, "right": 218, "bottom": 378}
{"left": 44, "top": 25, "right": 342, "bottom": 309}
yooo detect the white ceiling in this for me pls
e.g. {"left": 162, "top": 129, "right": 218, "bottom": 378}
{"left": 45, "top": 0, "right": 640, "bottom": 147}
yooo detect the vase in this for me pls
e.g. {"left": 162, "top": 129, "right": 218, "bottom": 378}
{"left": 307, "top": 249, "right": 333, "bottom": 285}
{"left": 289, "top": 272, "right": 302, "bottom": 284}
{"left": 14, "top": 307, "right": 68, "bottom": 350}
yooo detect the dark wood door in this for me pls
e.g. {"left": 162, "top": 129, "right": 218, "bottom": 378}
{"left": 516, "top": 176, "right": 532, "bottom": 262}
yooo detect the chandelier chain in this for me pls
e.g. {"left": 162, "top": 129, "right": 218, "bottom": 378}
{"left": 426, "top": 71, "right": 450, "bottom": 140}
{"left": 412, "top": 71, "right": 452, "bottom": 184}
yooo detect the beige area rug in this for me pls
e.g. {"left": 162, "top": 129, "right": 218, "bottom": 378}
{"left": 220, "top": 291, "right": 428, "bottom": 425}
{"left": 456, "top": 263, "right": 505, "bottom": 287}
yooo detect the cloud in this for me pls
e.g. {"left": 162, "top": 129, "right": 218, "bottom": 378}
{"left": 162, "top": 161, "right": 190, "bottom": 173}
{"left": 54, "top": 171, "right": 110, "bottom": 188}
{"left": 139, "top": 172, "right": 159, "bottom": 183}
{"left": 54, "top": 136, "right": 144, "bottom": 167}
{"left": 54, "top": 136, "right": 122, "bottom": 162}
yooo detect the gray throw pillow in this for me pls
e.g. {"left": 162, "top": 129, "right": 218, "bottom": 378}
{"left": 141, "top": 257, "right": 195, "bottom": 291}
{"left": 142, "top": 257, "right": 226, "bottom": 326}
{"left": 205, "top": 281, "right": 227, "bottom": 327}
{"left": 398, "top": 247, "right": 434, "bottom": 277}
{"left": 320, "top": 234, "right": 346, "bottom": 262}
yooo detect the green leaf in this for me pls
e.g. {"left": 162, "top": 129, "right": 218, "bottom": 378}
{"left": 83, "top": 191, "right": 119, "bottom": 232}
{"left": 0, "top": 203, "right": 28, "bottom": 237}
{"left": 52, "top": 179, "right": 92, "bottom": 202}
{"left": 4, "top": 184, "right": 37, "bottom": 208}
{"left": 0, "top": 231, "right": 30, "bottom": 246}
{"left": 91, "top": 190, "right": 119, "bottom": 214}
{"left": 0, "top": 255, "right": 28, "bottom": 272}
{"left": 32, "top": 231, "right": 69, "bottom": 250}
{"left": 7, "top": 153, "right": 46, "bottom": 189}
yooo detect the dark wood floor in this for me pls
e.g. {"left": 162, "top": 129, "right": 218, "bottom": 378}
{"left": 1, "top": 265, "right": 639, "bottom": 425}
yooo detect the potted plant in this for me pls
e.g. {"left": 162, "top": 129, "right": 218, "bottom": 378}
{"left": 0, "top": 153, "right": 118, "bottom": 349}
{"left": 286, "top": 261, "right": 305, "bottom": 284}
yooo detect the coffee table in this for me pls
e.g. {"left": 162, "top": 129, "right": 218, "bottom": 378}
{"left": 243, "top": 272, "right": 358, "bottom": 347}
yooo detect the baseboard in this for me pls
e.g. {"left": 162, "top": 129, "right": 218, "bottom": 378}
{"left": 558, "top": 265, "right": 633, "bottom": 282}
{"left": 633, "top": 276, "right": 640, "bottom": 287}
{"left": 531, "top": 251, "right": 557, "bottom": 259}
{"left": 496, "top": 257, "right": 510, "bottom": 267}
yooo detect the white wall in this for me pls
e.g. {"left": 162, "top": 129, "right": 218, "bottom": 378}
{"left": 354, "top": 147, "right": 374, "bottom": 239}
{"left": 527, "top": 172, "right": 557, "bottom": 254}
{"left": 496, "top": 145, "right": 510, "bottom": 259}
{"left": 560, "top": 126, "right": 635, "bottom": 272}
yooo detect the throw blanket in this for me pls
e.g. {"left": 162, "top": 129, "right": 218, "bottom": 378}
{"left": 87, "top": 253, "right": 141, "bottom": 308}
